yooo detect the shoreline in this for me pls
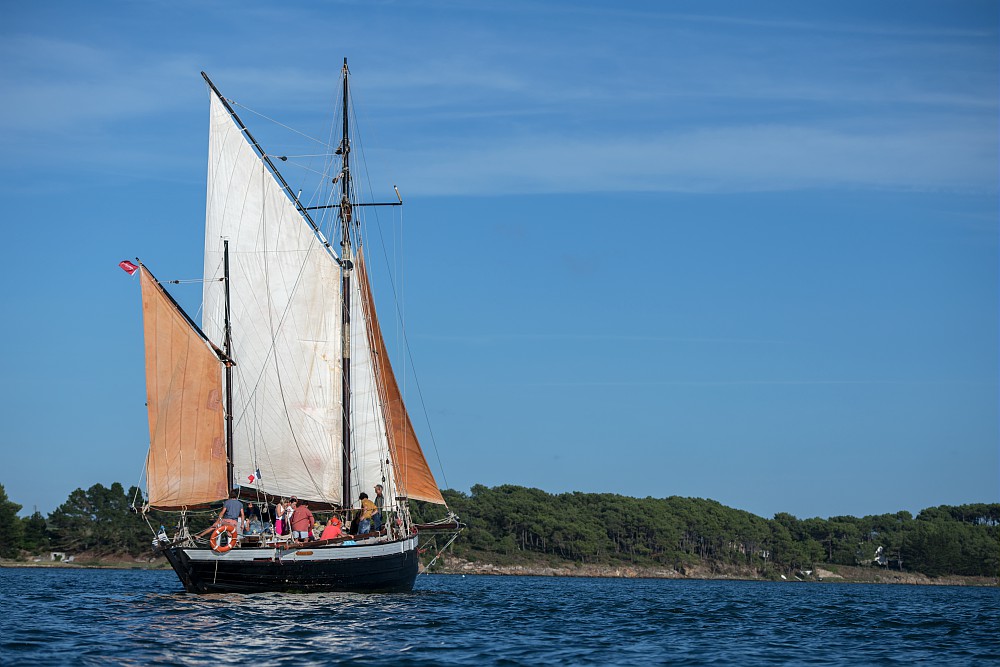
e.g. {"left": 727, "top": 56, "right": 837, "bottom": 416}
{"left": 426, "top": 557, "right": 998, "bottom": 587}
{"left": 1, "top": 559, "right": 170, "bottom": 571}
{"left": 3, "top": 557, "right": 996, "bottom": 587}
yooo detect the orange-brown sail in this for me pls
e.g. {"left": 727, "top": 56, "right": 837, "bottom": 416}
{"left": 356, "top": 251, "right": 446, "bottom": 505}
{"left": 140, "top": 267, "right": 228, "bottom": 508}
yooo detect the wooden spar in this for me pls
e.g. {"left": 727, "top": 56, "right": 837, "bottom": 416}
{"left": 199, "top": 71, "right": 337, "bottom": 258}
{"left": 135, "top": 260, "right": 232, "bottom": 365}
{"left": 223, "top": 240, "right": 235, "bottom": 493}
{"left": 340, "top": 57, "right": 353, "bottom": 509}
{"left": 304, "top": 202, "right": 401, "bottom": 211}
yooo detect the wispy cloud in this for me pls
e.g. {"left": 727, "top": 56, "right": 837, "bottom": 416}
{"left": 408, "top": 1, "right": 998, "bottom": 39}
{"left": 2, "top": 4, "right": 995, "bottom": 198}
{"left": 381, "top": 123, "right": 997, "bottom": 195}
{"left": 0, "top": 36, "right": 201, "bottom": 130}
{"left": 417, "top": 333, "right": 788, "bottom": 345}
{"left": 648, "top": 11, "right": 997, "bottom": 39}
{"left": 513, "top": 379, "right": 996, "bottom": 387}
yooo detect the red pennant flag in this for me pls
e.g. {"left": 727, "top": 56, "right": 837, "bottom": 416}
{"left": 119, "top": 260, "right": 138, "bottom": 275}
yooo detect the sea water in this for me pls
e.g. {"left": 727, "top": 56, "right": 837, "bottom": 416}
{"left": 0, "top": 567, "right": 997, "bottom": 665}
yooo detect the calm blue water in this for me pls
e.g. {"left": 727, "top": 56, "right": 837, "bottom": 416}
{"left": 0, "top": 568, "right": 997, "bottom": 665}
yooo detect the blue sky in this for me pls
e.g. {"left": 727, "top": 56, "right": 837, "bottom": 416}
{"left": 1, "top": 0, "right": 996, "bottom": 520}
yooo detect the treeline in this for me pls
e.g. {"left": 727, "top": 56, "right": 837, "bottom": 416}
{"left": 0, "top": 482, "right": 178, "bottom": 559}
{"left": 411, "top": 485, "right": 1000, "bottom": 577}
{"left": 2, "top": 482, "right": 997, "bottom": 578}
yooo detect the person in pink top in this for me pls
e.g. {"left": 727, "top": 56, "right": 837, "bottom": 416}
{"left": 274, "top": 499, "right": 286, "bottom": 535}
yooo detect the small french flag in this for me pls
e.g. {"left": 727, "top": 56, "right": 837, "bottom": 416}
{"left": 248, "top": 469, "right": 262, "bottom": 483}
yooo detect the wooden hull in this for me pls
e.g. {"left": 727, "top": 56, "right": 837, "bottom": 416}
{"left": 160, "top": 535, "right": 419, "bottom": 593}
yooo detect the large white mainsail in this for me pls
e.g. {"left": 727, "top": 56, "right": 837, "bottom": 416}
{"left": 202, "top": 90, "right": 345, "bottom": 504}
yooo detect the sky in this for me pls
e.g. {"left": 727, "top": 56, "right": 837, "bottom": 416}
{"left": 1, "top": 0, "right": 996, "bottom": 521}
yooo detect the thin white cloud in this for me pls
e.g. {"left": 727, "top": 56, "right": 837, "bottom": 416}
{"left": 651, "top": 11, "right": 997, "bottom": 39}
{"left": 454, "top": 1, "right": 998, "bottom": 39}
{"left": 516, "top": 379, "right": 995, "bottom": 387}
{"left": 2, "top": 7, "right": 995, "bottom": 197}
{"left": 380, "top": 123, "right": 997, "bottom": 195}
{"left": 418, "top": 333, "right": 786, "bottom": 345}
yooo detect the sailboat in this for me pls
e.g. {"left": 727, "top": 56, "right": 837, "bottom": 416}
{"left": 131, "top": 60, "right": 460, "bottom": 593}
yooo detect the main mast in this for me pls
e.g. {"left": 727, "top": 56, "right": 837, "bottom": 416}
{"left": 340, "top": 58, "right": 353, "bottom": 508}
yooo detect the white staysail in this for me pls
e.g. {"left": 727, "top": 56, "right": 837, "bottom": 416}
{"left": 349, "top": 269, "right": 396, "bottom": 507}
{"left": 202, "top": 91, "right": 345, "bottom": 504}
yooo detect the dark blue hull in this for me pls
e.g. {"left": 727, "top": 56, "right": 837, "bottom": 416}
{"left": 160, "top": 537, "right": 420, "bottom": 594}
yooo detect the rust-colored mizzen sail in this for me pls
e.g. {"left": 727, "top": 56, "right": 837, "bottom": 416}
{"left": 140, "top": 267, "right": 228, "bottom": 508}
{"left": 356, "top": 252, "right": 446, "bottom": 505}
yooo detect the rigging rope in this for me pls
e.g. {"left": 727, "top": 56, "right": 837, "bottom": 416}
{"left": 348, "top": 87, "right": 451, "bottom": 492}
{"left": 229, "top": 100, "right": 332, "bottom": 148}
{"left": 131, "top": 456, "right": 146, "bottom": 510}
{"left": 278, "top": 153, "right": 338, "bottom": 159}
{"left": 366, "top": 196, "right": 451, "bottom": 490}
{"left": 279, "top": 160, "right": 335, "bottom": 179}
{"left": 422, "top": 530, "right": 462, "bottom": 573}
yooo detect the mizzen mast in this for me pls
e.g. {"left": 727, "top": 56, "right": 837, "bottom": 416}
{"left": 223, "top": 240, "right": 235, "bottom": 492}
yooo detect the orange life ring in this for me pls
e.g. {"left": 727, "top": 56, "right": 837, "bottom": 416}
{"left": 210, "top": 524, "right": 238, "bottom": 553}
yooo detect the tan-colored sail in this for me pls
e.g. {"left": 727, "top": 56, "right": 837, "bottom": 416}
{"left": 141, "top": 267, "right": 228, "bottom": 508}
{"left": 356, "top": 251, "right": 446, "bottom": 505}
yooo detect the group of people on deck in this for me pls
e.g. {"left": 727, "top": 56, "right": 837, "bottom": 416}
{"left": 213, "top": 485, "right": 385, "bottom": 544}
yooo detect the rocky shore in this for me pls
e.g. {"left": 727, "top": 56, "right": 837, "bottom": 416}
{"left": 4, "top": 555, "right": 995, "bottom": 587}
{"left": 427, "top": 556, "right": 998, "bottom": 587}
{"left": 1, "top": 552, "right": 169, "bottom": 569}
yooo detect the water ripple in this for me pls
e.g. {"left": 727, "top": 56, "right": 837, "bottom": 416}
{"left": 1, "top": 569, "right": 998, "bottom": 665}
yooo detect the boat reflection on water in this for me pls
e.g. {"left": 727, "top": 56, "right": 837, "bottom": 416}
{"left": 138, "top": 587, "right": 435, "bottom": 657}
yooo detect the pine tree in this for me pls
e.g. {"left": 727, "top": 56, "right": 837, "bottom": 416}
{"left": 21, "top": 511, "right": 50, "bottom": 553}
{"left": 0, "top": 484, "right": 25, "bottom": 558}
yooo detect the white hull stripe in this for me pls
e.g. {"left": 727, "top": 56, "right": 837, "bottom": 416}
{"left": 183, "top": 536, "right": 418, "bottom": 562}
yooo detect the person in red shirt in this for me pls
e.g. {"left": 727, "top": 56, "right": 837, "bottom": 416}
{"left": 290, "top": 500, "right": 315, "bottom": 541}
{"left": 320, "top": 516, "right": 343, "bottom": 540}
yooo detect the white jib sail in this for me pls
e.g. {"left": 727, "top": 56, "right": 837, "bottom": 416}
{"left": 349, "top": 271, "right": 396, "bottom": 509}
{"left": 202, "top": 90, "right": 345, "bottom": 504}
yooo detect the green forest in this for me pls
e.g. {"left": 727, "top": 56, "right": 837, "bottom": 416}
{"left": 414, "top": 486, "right": 998, "bottom": 577}
{"left": 1, "top": 482, "right": 997, "bottom": 578}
